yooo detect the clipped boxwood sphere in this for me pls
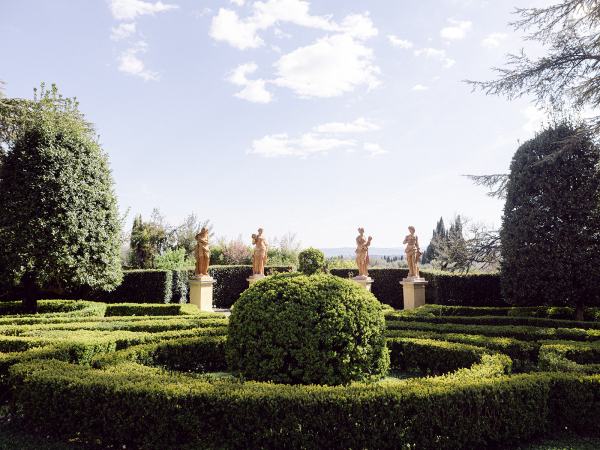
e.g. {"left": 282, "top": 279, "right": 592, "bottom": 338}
{"left": 226, "top": 273, "right": 389, "bottom": 385}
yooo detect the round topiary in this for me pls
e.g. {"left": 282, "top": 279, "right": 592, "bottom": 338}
{"left": 297, "top": 247, "right": 325, "bottom": 275}
{"left": 226, "top": 273, "right": 389, "bottom": 385}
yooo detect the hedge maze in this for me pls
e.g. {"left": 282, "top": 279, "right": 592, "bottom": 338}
{"left": 0, "top": 298, "right": 597, "bottom": 449}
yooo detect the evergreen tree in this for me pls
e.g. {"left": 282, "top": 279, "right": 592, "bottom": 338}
{"left": 0, "top": 85, "right": 122, "bottom": 312}
{"left": 422, "top": 217, "right": 446, "bottom": 264}
{"left": 501, "top": 122, "right": 600, "bottom": 319}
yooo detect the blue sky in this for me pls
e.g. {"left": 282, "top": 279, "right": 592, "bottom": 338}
{"left": 1, "top": 0, "right": 553, "bottom": 248}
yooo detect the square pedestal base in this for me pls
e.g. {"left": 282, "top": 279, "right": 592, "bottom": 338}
{"left": 247, "top": 274, "right": 266, "bottom": 287}
{"left": 189, "top": 276, "right": 215, "bottom": 312}
{"left": 352, "top": 276, "right": 374, "bottom": 292}
{"left": 401, "top": 278, "right": 428, "bottom": 310}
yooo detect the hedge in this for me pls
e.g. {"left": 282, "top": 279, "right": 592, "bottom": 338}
{"left": 329, "top": 268, "right": 505, "bottom": 308}
{"left": 385, "top": 320, "right": 600, "bottom": 342}
{"left": 96, "top": 270, "right": 173, "bottom": 304}
{"left": 8, "top": 356, "right": 600, "bottom": 449}
{"left": 208, "top": 265, "right": 293, "bottom": 308}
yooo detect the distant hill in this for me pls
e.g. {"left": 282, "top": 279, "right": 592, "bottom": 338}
{"left": 320, "top": 247, "right": 404, "bottom": 258}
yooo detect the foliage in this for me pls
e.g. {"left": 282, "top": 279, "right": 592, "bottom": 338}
{"left": 468, "top": 0, "right": 600, "bottom": 133}
{"left": 298, "top": 247, "right": 325, "bottom": 274}
{"left": 207, "top": 265, "right": 294, "bottom": 308}
{"left": 211, "top": 236, "right": 252, "bottom": 265}
{"left": 422, "top": 217, "right": 447, "bottom": 264}
{"left": 329, "top": 268, "right": 505, "bottom": 308}
{"left": 267, "top": 232, "right": 301, "bottom": 267}
{"left": 153, "top": 248, "right": 192, "bottom": 270}
{"left": 171, "top": 213, "right": 211, "bottom": 259}
{"left": 325, "top": 256, "right": 357, "bottom": 269}
{"left": 95, "top": 270, "right": 173, "bottom": 304}
{"left": 129, "top": 211, "right": 168, "bottom": 269}
{"left": 226, "top": 273, "right": 390, "bottom": 385}
{"left": 0, "top": 84, "right": 121, "bottom": 312}
{"left": 501, "top": 123, "right": 600, "bottom": 318}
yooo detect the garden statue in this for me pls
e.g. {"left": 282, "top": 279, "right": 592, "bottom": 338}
{"left": 194, "top": 227, "right": 210, "bottom": 277}
{"left": 251, "top": 228, "right": 268, "bottom": 276}
{"left": 403, "top": 226, "right": 422, "bottom": 279}
{"left": 355, "top": 227, "right": 372, "bottom": 278}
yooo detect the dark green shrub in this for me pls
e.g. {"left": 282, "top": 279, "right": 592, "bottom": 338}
{"left": 96, "top": 270, "right": 173, "bottom": 303}
{"left": 298, "top": 248, "right": 325, "bottom": 274}
{"left": 501, "top": 123, "right": 600, "bottom": 318}
{"left": 208, "top": 265, "right": 293, "bottom": 308}
{"left": 329, "top": 268, "right": 505, "bottom": 308}
{"left": 226, "top": 273, "right": 389, "bottom": 385}
{"left": 171, "top": 270, "right": 189, "bottom": 304}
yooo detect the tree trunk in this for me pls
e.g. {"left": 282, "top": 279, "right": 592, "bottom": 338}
{"left": 21, "top": 272, "right": 38, "bottom": 314}
{"left": 575, "top": 301, "right": 585, "bottom": 321}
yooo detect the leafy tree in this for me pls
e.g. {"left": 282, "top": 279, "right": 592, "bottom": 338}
{"left": 0, "top": 84, "right": 122, "bottom": 312}
{"left": 129, "top": 211, "right": 168, "bottom": 269}
{"left": 501, "top": 122, "right": 600, "bottom": 319}
{"left": 469, "top": 0, "right": 600, "bottom": 133}
{"left": 298, "top": 248, "right": 325, "bottom": 274}
{"left": 267, "top": 232, "right": 301, "bottom": 266}
{"left": 212, "top": 236, "right": 252, "bottom": 265}
{"left": 154, "top": 248, "right": 192, "bottom": 270}
{"left": 172, "top": 214, "right": 212, "bottom": 258}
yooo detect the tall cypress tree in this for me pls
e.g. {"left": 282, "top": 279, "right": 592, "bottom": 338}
{"left": 422, "top": 217, "right": 446, "bottom": 264}
{"left": 501, "top": 122, "right": 600, "bottom": 319}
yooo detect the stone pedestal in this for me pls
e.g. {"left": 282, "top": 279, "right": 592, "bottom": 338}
{"left": 247, "top": 274, "right": 266, "bottom": 287}
{"left": 189, "top": 276, "right": 215, "bottom": 312}
{"left": 401, "top": 277, "right": 428, "bottom": 310}
{"left": 352, "top": 275, "right": 374, "bottom": 292}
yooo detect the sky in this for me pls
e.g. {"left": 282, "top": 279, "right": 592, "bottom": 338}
{"left": 0, "top": 0, "right": 555, "bottom": 248}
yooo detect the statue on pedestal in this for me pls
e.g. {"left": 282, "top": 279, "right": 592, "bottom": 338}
{"left": 355, "top": 227, "right": 372, "bottom": 278}
{"left": 194, "top": 227, "right": 210, "bottom": 277}
{"left": 403, "top": 226, "right": 422, "bottom": 279}
{"left": 251, "top": 228, "right": 268, "bottom": 276}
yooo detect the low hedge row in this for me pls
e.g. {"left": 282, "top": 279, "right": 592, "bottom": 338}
{"left": 388, "top": 314, "right": 600, "bottom": 330}
{"left": 385, "top": 320, "right": 600, "bottom": 342}
{"left": 387, "top": 337, "right": 489, "bottom": 375}
{"left": 329, "top": 268, "right": 505, "bottom": 308}
{"left": 96, "top": 270, "right": 173, "bottom": 304}
{"left": 8, "top": 355, "right": 600, "bottom": 449}
{"left": 208, "top": 265, "right": 294, "bottom": 308}
{"left": 396, "top": 304, "right": 600, "bottom": 321}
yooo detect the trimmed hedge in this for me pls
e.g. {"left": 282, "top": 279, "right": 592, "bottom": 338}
{"left": 329, "top": 268, "right": 504, "bottom": 308}
{"left": 8, "top": 355, "right": 600, "bottom": 449}
{"left": 385, "top": 319, "right": 600, "bottom": 342}
{"left": 97, "top": 270, "right": 173, "bottom": 304}
{"left": 208, "top": 265, "right": 293, "bottom": 308}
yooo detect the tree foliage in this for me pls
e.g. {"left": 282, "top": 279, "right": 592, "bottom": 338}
{"left": 422, "top": 217, "right": 447, "bottom": 264}
{"left": 468, "top": 0, "right": 600, "bottom": 132}
{"left": 500, "top": 122, "right": 600, "bottom": 318}
{"left": 0, "top": 84, "right": 122, "bottom": 311}
{"left": 298, "top": 247, "right": 325, "bottom": 275}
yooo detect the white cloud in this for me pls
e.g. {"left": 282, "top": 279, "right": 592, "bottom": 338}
{"left": 412, "top": 84, "right": 429, "bottom": 91}
{"left": 481, "top": 32, "right": 507, "bottom": 48}
{"left": 118, "top": 42, "right": 159, "bottom": 81}
{"left": 274, "top": 33, "right": 380, "bottom": 98}
{"left": 339, "top": 13, "right": 378, "bottom": 40}
{"left": 388, "top": 35, "right": 413, "bottom": 49}
{"left": 110, "top": 22, "right": 136, "bottom": 41}
{"left": 109, "top": 0, "right": 178, "bottom": 21}
{"left": 414, "top": 47, "right": 455, "bottom": 68}
{"left": 364, "top": 142, "right": 387, "bottom": 156}
{"left": 210, "top": 9, "right": 264, "bottom": 49}
{"left": 313, "top": 117, "right": 380, "bottom": 133}
{"left": 249, "top": 133, "right": 356, "bottom": 157}
{"left": 209, "top": 0, "right": 339, "bottom": 50}
{"left": 440, "top": 19, "right": 472, "bottom": 41}
{"left": 230, "top": 0, "right": 245, "bottom": 5}
{"left": 228, "top": 62, "right": 272, "bottom": 103}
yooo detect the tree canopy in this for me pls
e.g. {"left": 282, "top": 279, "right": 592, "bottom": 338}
{"left": 500, "top": 122, "right": 600, "bottom": 318}
{"left": 0, "top": 84, "right": 122, "bottom": 311}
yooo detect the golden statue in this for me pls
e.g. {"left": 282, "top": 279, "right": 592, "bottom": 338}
{"left": 194, "top": 227, "right": 210, "bottom": 277}
{"left": 251, "top": 228, "right": 268, "bottom": 276}
{"left": 403, "top": 226, "right": 422, "bottom": 278}
{"left": 355, "top": 227, "right": 372, "bottom": 277}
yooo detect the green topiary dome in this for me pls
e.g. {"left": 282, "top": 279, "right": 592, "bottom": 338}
{"left": 226, "top": 273, "right": 389, "bottom": 385}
